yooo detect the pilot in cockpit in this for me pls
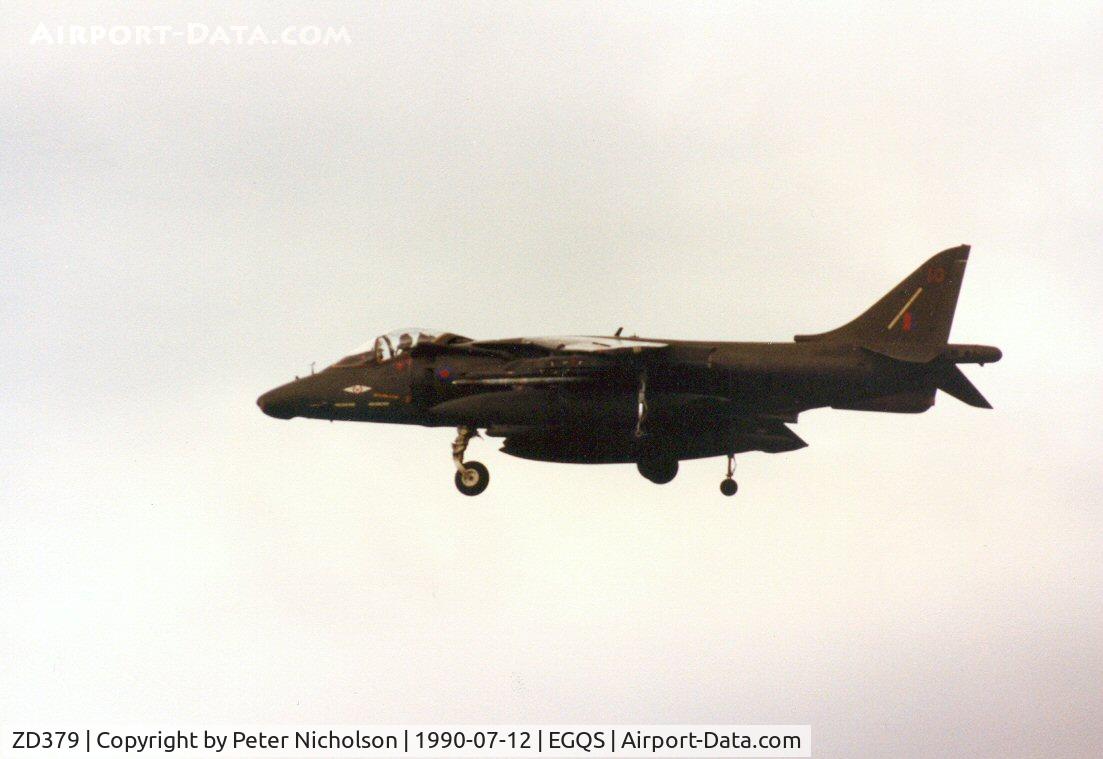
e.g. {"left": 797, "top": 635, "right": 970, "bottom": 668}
{"left": 331, "top": 328, "right": 446, "bottom": 370}
{"left": 396, "top": 332, "right": 413, "bottom": 355}
{"left": 373, "top": 336, "right": 391, "bottom": 363}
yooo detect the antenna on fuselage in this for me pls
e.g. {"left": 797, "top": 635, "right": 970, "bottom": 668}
{"left": 614, "top": 326, "right": 624, "bottom": 336}
{"left": 310, "top": 361, "right": 315, "bottom": 375}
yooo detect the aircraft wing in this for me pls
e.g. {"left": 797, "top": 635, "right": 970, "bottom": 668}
{"left": 437, "top": 336, "right": 668, "bottom": 386}
{"left": 452, "top": 375, "right": 594, "bottom": 387}
{"left": 466, "top": 335, "right": 669, "bottom": 354}
{"left": 450, "top": 352, "right": 628, "bottom": 387}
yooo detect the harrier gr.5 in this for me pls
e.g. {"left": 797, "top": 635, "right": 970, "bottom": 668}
{"left": 258, "top": 245, "right": 1001, "bottom": 496}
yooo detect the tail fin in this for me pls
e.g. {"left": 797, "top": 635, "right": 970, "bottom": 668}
{"left": 795, "top": 245, "right": 971, "bottom": 362}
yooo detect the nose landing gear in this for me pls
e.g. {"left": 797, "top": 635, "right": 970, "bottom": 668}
{"left": 452, "top": 426, "right": 490, "bottom": 496}
{"left": 719, "top": 454, "right": 738, "bottom": 496}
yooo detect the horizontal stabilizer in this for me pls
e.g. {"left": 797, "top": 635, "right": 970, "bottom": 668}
{"left": 937, "top": 365, "right": 992, "bottom": 409}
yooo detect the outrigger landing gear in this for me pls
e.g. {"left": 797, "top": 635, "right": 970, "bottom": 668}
{"left": 720, "top": 454, "right": 738, "bottom": 496}
{"left": 452, "top": 425, "right": 489, "bottom": 496}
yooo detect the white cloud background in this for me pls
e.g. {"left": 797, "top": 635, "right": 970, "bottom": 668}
{"left": 2, "top": 2, "right": 1101, "bottom": 757}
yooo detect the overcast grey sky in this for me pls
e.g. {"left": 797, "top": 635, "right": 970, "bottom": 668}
{"left": 2, "top": 2, "right": 1101, "bottom": 757}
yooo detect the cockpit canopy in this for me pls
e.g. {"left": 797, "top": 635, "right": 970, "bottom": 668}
{"left": 328, "top": 327, "right": 446, "bottom": 368}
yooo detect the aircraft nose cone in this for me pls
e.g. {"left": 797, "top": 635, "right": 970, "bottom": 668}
{"left": 257, "top": 387, "right": 297, "bottom": 419}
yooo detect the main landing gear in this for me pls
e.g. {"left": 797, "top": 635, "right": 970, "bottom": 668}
{"left": 634, "top": 368, "right": 680, "bottom": 485}
{"left": 634, "top": 368, "right": 650, "bottom": 440}
{"left": 452, "top": 426, "right": 490, "bottom": 496}
{"left": 637, "top": 454, "right": 679, "bottom": 484}
{"left": 719, "top": 454, "right": 738, "bottom": 496}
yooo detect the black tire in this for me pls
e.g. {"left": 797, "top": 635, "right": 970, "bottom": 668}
{"left": 455, "top": 461, "right": 490, "bottom": 496}
{"left": 637, "top": 457, "right": 678, "bottom": 484}
{"left": 720, "top": 478, "right": 738, "bottom": 497}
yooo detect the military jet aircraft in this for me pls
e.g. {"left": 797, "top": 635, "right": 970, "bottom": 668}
{"left": 258, "top": 245, "right": 1000, "bottom": 496}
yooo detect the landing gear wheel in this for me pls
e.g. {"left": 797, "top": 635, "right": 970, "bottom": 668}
{"left": 637, "top": 457, "right": 678, "bottom": 484}
{"left": 455, "top": 461, "right": 489, "bottom": 496}
{"left": 719, "top": 454, "right": 738, "bottom": 496}
{"left": 451, "top": 426, "right": 489, "bottom": 495}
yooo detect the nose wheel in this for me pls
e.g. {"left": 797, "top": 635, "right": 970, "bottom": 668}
{"left": 455, "top": 461, "right": 489, "bottom": 496}
{"left": 452, "top": 426, "right": 490, "bottom": 496}
{"left": 720, "top": 454, "right": 738, "bottom": 496}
